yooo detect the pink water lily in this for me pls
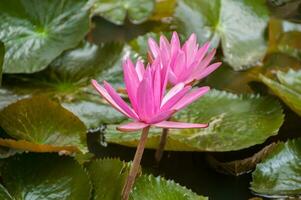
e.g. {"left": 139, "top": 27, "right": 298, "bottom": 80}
{"left": 148, "top": 32, "right": 222, "bottom": 85}
{"left": 92, "top": 58, "right": 209, "bottom": 132}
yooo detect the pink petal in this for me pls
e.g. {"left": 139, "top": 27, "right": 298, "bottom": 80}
{"left": 161, "top": 83, "right": 185, "bottom": 106}
{"left": 194, "top": 62, "right": 222, "bottom": 81}
{"left": 135, "top": 60, "right": 145, "bottom": 81}
{"left": 92, "top": 80, "right": 133, "bottom": 118}
{"left": 154, "top": 121, "right": 208, "bottom": 129}
{"left": 160, "top": 86, "right": 191, "bottom": 111}
{"left": 153, "top": 63, "right": 162, "bottom": 111}
{"left": 171, "top": 32, "right": 180, "bottom": 57}
{"left": 197, "top": 49, "right": 217, "bottom": 71}
{"left": 168, "top": 70, "right": 178, "bottom": 86}
{"left": 117, "top": 121, "right": 149, "bottom": 132}
{"left": 103, "top": 81, "right": 139, "bottom": 120}
{"left": 123, "top": 59, "right": 140, "bottom": 112}
{"left": 148, "top": 110, "right": 176, "bottom": 124}
{"left": 136, "top": 68, "right": 155, "bottom": 121}
{"left": 173, "top": 86, "right": 210, "bottom": 110}
{"left": 148, "top": 37, "right": 160, "bottom": 58}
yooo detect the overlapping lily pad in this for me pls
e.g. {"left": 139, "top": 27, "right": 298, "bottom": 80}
{"left": 88, "top": 158, "right": 206, "bottom": 200}
{"left": 269, "top": 19, "right": 301, "bottom": 60}
{"left": 0, "top": 0, "right": 90, "bottom": 73}
{"left": 175, "top": 0, "right": 269, "bottom": 70}
{"left": 0, "top": 42, "right": 128, "bottom": 128}
{"left": 0, "top": 153, "right": 91, "bottom": 200}
{"left": 0, "top": 96, "right": 87, "bottom": 153}
{"left": 105, "top": 90, "right": 284, "bottom": 152}
{"left": 251, "top": 139, "right": 301, "bottom": 197}
{"left": 260, "top": 69, "right": 301, "bottom": 116}
{"left": 91, "top": 0, "right": 155, "bottom": 25}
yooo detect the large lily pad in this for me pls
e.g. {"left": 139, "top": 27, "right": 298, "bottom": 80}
{"left": 0, "top": 153, "right": 91, "bottom": 200}
{"left": 88, "top": 158, "right": 206, "bottom": 200}
{"left": 0, "top": 0, "right": 90, "bottom": 73}
{"left": 175, "top": 0, "right": 269, "bottom": 70}
{"left": 92, "top": 0, "right": 155, "bottom": 25}
{"left": 251, "top": 139, "right": 301, "bottom": 198}
{"left": 0, "top": 42, "right": 128, "bottom": 128}
{"left": 0, "top": 96, "right": 87, "bottom": 153}
{"left": 260, "top": 69, "right": 301, "bottom": 116}
{"left": 105, "top": 90, "right": 284, "bottom": 152}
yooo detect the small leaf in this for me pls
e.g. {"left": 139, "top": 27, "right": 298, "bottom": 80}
{"left": 251, "top": 139, "right": 301, "bottom": 198}
{"left": 0, "top": 0, "right": 90, "bottom": 73}
{"left": 175, "top": 0, "right": 269, "bottom": 70}
{"left": 106, "top": 90, "right": 284, "bottom": 152}
{"left": 92, "top": 0, "right": 155, "bottom": 25}
{"left": 88, "top": 158, "right": 207, "bottom": 200}
{"left": 0, "top": 96, "right": 87, "bottom": 153}
{"left": 260, "top": 69, "right": 301, "bottom": 116}
{"left": 1, "top": 153, "right": 91, "bottom": 200}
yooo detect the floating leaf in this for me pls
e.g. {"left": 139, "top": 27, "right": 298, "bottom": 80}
{"left": 0, "top": 153, "right": 91, "bottom": 200}
{"left": 0, "top": 0, "right": 90, "bottom": 73}
{"left": 0, "top": 96, "right": 87, "bottom": 153}
{"left": 175, "top": 0, "right": 269, "bottom": 70}
{"left": 106, "top": 90, "right": 284, "bottom": 152}
{"left": 88, "top": 158, "right": 206, "bottom": 200}
{"left": 251, "top": 139, "right": 301, "bottom": 197}
{"left": 268, "top": 19, "right": 301, "bottom": 60}
{"left": 0, "top": 42, "right": 4, "bottom": 84}
{"left": 260, "top": 69, "right": 301, "bottom": 116}
{"left": 92, "top": 0, "right": 155, "bottom": 25}
{"left": 0, "top": 42, "right": 128, "bottom": 128}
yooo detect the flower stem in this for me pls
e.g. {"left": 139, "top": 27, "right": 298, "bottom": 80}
{"left": 155, "top": 128, "right": 169, "bottom": 163}
{"left": 122, "top": 126, "right": 150, "bottom": 200}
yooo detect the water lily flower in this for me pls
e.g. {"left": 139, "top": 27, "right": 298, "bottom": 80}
{"left": 92, "top": 58, "right": 209, "bottom": 132}
{"left": 148, "top": 32, "right": 222, "bottom": 85}
{"left": 92, "top": 58, "right": 210, "bottom": 200}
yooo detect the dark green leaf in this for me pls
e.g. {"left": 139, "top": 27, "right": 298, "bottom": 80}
{"left": 251, "top": 139, "right": 301, "bottom": 197}
{"left": 0, "top": 0, "right": 90, "bottom": 73}
{"left": 0, "top": 184, "right": 13, "bottom": 200}
{"left": 1, "top": 153, "right": 91, "bottom": 200}
{"left": 92, "top": 0, "right": 155, "bottom": 25}
{"left": 106, "top": 90, "right": 284, "bottom": 152}
{"left": 260, "top": 69, "right": 301, "bottom": 116}
{"left": 0, "top": 42, "right": 4, "bottom": 84}
{"left": 0, "top": 96, "right": 87, "bottom": 153}
{"left": 88, "top": 158, "right": 207, "bottom": 200}
{"left": 175, "top": 0, "right": 269, "bottom": 70}
{"left": 1, "top": 42, "right": 128, "bottom": 128}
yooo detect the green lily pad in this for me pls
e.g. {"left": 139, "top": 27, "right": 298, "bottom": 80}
{"left": 0, "top": 96, "right": 87, "bottom": 153}
{"left": 91, "top": 0, "right": 155, "bottom": 25}
{"left": 175, "top": 0, "right": 269, "bottom": 70}
{"left": 0, "top": 42, "right": 4, "bottom": 84}
{"left": 260, "top": 69, "right": 301, "bottom": 116}
{"left": 0, "top": 0, "right": 90, "bottom": 73}
{"left": 269, "top": 19, "right": 301, "bottom": 60}
{"left": 88, "top": 158, "right": 207, "bottom": 200}
{"left": 0, "top": 153, "right": 91, "bottom": 200}
{"left": 251, "top": 139, "right": 301, "bottom": 197}
{"left": 106, "top": 90, "right": 284, "bottom": 152}
{"left": 0, "top": 42, "right": 128, "bottom": 128}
